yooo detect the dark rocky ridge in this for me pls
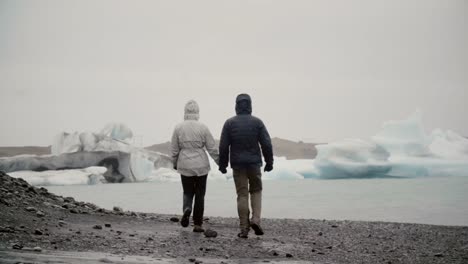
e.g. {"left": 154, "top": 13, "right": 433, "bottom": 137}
{"left": 146, "top": 137, "right": 319, "bottom": 160}
{"left": 1, "top": 171, "right": 467, "bottom": 263}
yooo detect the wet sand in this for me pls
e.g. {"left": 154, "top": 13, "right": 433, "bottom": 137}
{"left": 1, "top": 171, "right": 467, "bottom": 263}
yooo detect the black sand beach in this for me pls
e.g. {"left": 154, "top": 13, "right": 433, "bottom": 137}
{"left": 1, "top": 171, "right": 467, "bottom": 263}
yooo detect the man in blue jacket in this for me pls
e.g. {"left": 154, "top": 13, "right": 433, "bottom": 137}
{"left": 219, "top": 93, "right": 274, "bottom": 238}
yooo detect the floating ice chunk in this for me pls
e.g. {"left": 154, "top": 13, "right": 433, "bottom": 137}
{"left": 313, "top": 139, "right": 391, "bottom": 179}
{"left": 79, "top": 132, "right": 98, "bottom": 152}
{"left": 372, "top": 111, "right": 431, "bottom": 157}
{"left": 429, "top": 129, "right": 468, "bottom": 159}
{"left": 130, "top": 151, "right": 155, "bottom": 182}
{"left": 9, "top": 167, "right": 107, "bottom": 186}
{"left": 389, "top": 157, "right": 468, "bottom": 177}
{"left": 52, "top": 132, "right": 82, "bottom": 155}
{"left": 100, "top": 123, "right": 133, "bottom": 141}
{"left": 146, "top": 168, "right": 181, "bottom": 182}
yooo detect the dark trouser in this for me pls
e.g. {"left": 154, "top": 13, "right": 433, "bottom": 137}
{"left": 233, "top": 167, "right": 262, "bottom": 232}
{"left": 181, "top": 175, "right": 207, "bottom": 226}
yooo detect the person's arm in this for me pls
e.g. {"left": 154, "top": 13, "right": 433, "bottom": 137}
{"left": 204, "top": 125, "right": 219, "bottom": 165}
{"left": 170, "top": 127, "right": 180, "bottom": 170}
{"left": 258, "top": 120, "right": 274, "bottom": 171}
{"left": 218, "top": 120, "right": 231, "bottom": 173}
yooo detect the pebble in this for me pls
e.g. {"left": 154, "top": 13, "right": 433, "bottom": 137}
{"left": 36, "top": 211, "right": 45, "bottom": 217}
{"left": 70, "top": 208, "right": 79, "bottom": 214}
{"left": 58, "top": 220, "right": 67, "bottom": 226}
{"left": 105, "top": 223, "right": 112, "bottom": 228}
{"left": 25, "top": 206, "right": 37, "bottom": 212}
{"left": 189, "top": 258, "right": 196, "bottom": 262}
{"left": 113, "top": 206, "right": 123, "bottom": 212}
{"left": 170, "top": 217, "right": 179, "bottom": 222}
{"left": 286, "top": 253, "right": 293, "bottom": 258}
{"left": 12, "top": 244, "right": 23, "bottom": 250}
{"left": 434, "top": 253, "right": 444, "bottom": 257}
{"left": 34, "top": 229, "right": 43, "bottom": 235}
{"left": 204, "top": 229, "right": 218, "bottom": 238}
{"left": 33, "top": 246, "right": 42, "bottom": 252}
{"left": 93, "top": 225, "right": 103, "bottom": 230}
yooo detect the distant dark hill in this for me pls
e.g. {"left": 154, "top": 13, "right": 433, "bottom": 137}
{"left": 0, "top": 146, "right": 51, "bottom": 158}
{"left": 145, "top": 137, "right": 319, "bottom": 160}
{"left": 0, "top": 138, "right": 319, "bottom": 160}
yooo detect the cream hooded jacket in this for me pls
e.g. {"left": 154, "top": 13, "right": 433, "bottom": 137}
{"left": 171, "top": 100, "right": 219, "bottom": 176}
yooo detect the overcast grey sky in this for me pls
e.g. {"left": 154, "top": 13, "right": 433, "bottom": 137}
{"left": 0, "top": 0, "right": 466, "bottom": 146}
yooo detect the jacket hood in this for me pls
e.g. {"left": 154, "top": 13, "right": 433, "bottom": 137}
{"left": 235, "top": 93, "right": 252, "bottom": 115}
{"left": 184, "top": 100, "right": 200, "bottom": 120}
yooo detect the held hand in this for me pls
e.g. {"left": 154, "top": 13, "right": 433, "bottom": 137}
{"left": 264, "top": 164, "right": 273, "bottom": 172}
{"left": 219, "top": 167, "right": 227, "bottom": 174}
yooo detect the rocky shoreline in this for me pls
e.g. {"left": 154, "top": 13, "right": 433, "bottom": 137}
{"left": 1, "top": 171, "right": 467, "bottom": 263}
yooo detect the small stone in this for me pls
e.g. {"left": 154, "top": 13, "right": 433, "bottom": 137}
{"left": 36, "top": 211, "right": 45, "bottom": 217}
{"left": 93, "top": 225, "right": 103, "bottom": 230}
{"left": 25, "top": 206, "right": 36, "bottom": 212}
{"left": 58, "top": 220, "right": 67, "bottom": 226}
{"left": 272, "top": 250, "right": 279, "bottom": 256}
{"left": 194, "top": 261, "right": 203, "bottom": 264}
{"left": 189, "top": 258, "right": 196, "bottom": 263}
{"left": 64, "top": 196, "right": 75, "bottom": 203}
{"left": 318, "top": 232, "right": 323, "bottom": 236}
{"left": 434, "top": 253, "right": 444, "bottom": 257}
{"left": 331, "top": 224, "right": 338, "bottom": 228}
{"left": 170, "top": 217, "right": 179, "bottom": 222}
{"left": 0, "top": 226, "right": 15, "bottom": 233}
{"left": 204, "top": 229, "right": 218, "bottom": 238}
{"left": 326, "top": 246, "right": 333, "bottom": 249}
{"left": 62, "top": 203, "right": 73, "bottom": 209}
{"left": 12, "top": 244, "right": 23, "bottom": 250}
{"left": 105, "top": 223, "right": 111, "bottom": 228}
{"left": 113, "top": 206, "right": 123, "bottom": 212}
{"left": 34, "top": 229, "right": 43, "bottom": 235}
{"left": 70, "top": 208, "right": 79, "bottom": 214}
{"left": 98, "top": 258, "right": 114, "bottom": 263}
{"left": 286, "top": 253, "right": 293, "bottom": 258}
{"left": 33, "top": 246, "right": 42, "bottom": 252}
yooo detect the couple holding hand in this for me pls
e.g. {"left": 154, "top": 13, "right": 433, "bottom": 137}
{"left": 171, "top": 93, "right": 274, "bottom": 238}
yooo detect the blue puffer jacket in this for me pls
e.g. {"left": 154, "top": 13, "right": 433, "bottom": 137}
{"left": 219, "top": 94, "right": 274, "bottom": 170}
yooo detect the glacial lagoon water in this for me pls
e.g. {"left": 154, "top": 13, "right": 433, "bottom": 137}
{"left": 45, "top": 176, "right": 468, "bottom": 226}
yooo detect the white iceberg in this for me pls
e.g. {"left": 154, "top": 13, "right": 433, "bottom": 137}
{"left": 9, "top": 166, "right": 107, "bottom": 186}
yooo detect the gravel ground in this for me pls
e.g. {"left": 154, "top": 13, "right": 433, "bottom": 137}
{"left": 1, "top": 171, "right": 467, "bottom": 263}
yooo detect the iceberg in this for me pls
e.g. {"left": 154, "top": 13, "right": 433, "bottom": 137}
{"left": 1, "top": 123, "right": 173, "bottom": 185}
{"left": 9, "top": 166, "right": 107, "bottom": 186}
{"left": 311, "top": 139, "right": 391, "bottom": 179}
{"left": 2, "top": 112, "right": 467, "bottom": 186}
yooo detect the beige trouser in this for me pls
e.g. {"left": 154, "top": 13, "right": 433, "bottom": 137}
{"left": 233, "top": 167, "right": 262, "bottom": 232}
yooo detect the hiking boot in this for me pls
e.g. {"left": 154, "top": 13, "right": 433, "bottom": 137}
{"left": 180, "top": 208, "right": 191, "bottom": 228}
{"left": 237, "top": 229, "right": 249, "bottom": 239}
{"left": 193, "top": 225, "right": 205, "bottom": 233}
{"left": 250, "top": 222, "right": 264, "bottom": 236}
